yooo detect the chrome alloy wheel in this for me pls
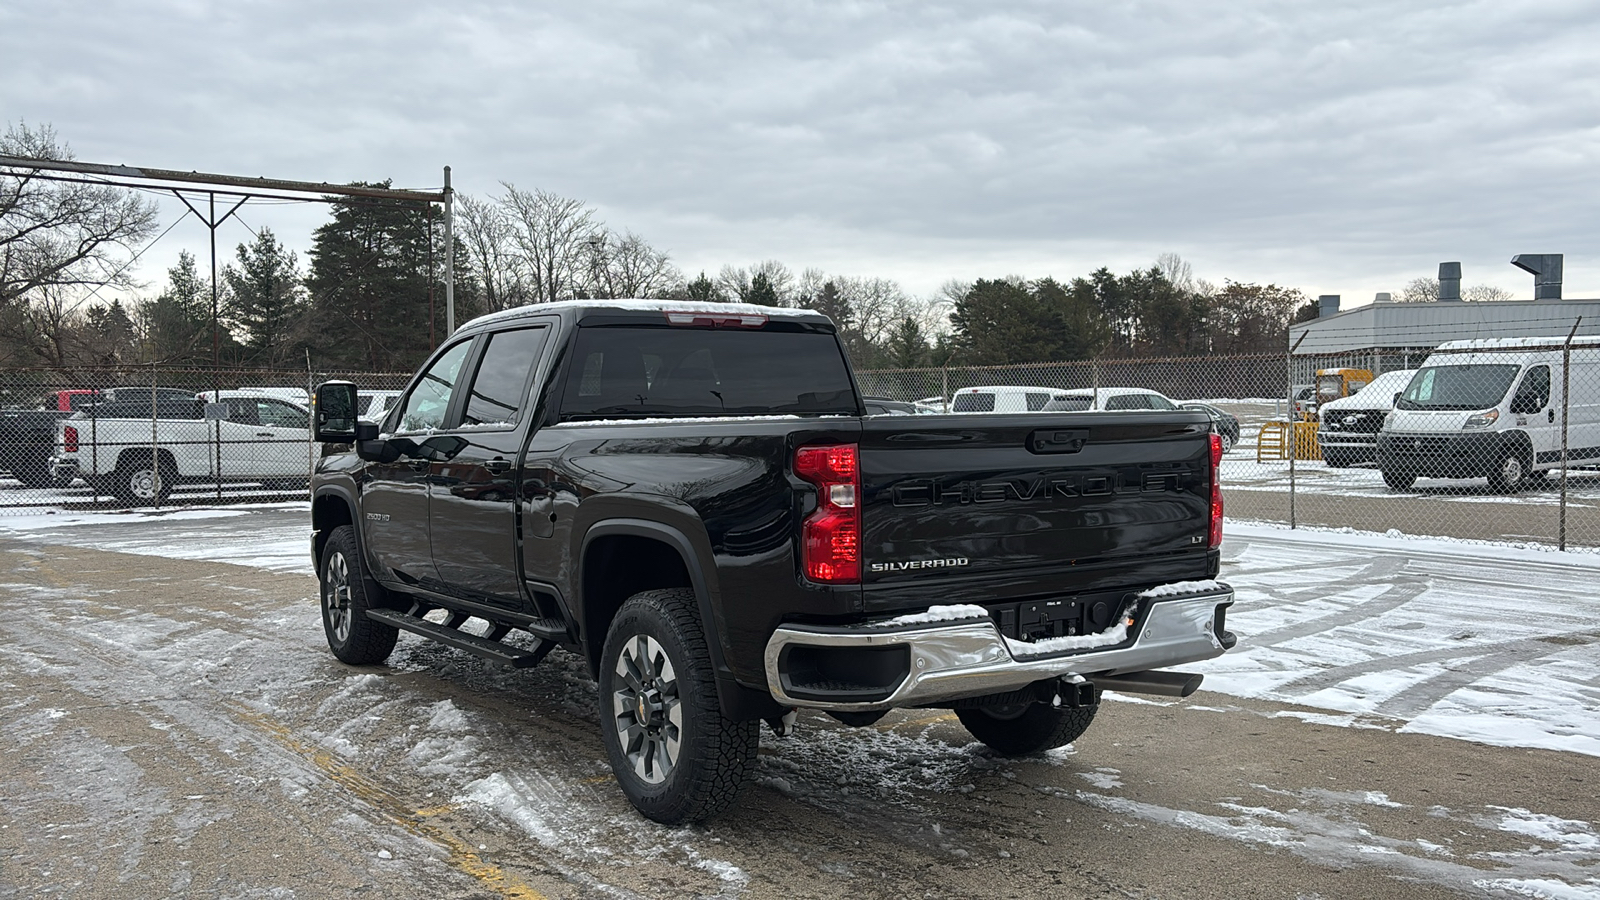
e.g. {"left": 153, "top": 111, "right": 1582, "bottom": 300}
{"left": 612, "top": 634, "right": 682, "bottom": 784}
{"left": 324, "top": 550, "right": 353, "bottom": 643}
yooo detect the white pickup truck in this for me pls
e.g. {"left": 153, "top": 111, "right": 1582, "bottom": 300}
{"left": 51, "top": 391, "right": 313, "bottom": 505}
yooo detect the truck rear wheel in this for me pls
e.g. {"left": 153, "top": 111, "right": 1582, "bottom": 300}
{"left": 598, "top": 588, "right": 757, "bottom": 824}
{"left": 957, "top": 701, "right": 1098, "bottom": 756}
{"left": 111, "top": 453, "right": 176, "bottom": 506}
{"left": 319, "top": 525, "right": 398, "bottom": 665}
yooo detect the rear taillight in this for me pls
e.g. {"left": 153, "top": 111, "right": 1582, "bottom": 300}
{"left": 794, "top": 443, "right": 860, "bottom": 583}
{"left": 63, "top": 425, "right": 78, "bottom": 453}
{"left": 1208, "top": 432, "right": 1224, "bottom": 548}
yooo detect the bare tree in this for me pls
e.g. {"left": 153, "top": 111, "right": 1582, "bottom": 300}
{"left": 1155, "top": 252, "right": 1196, "bottom": 292}
{"left": 1464, "top": 284, "right": 1513, "bottom": 302}
{"left": 456, "top": 192, "right": 529, "bottom": 313}
{"left": 499, "top": 184, "right": 598, "bottom": 304}
{"left": 1, "top": 122, "right": 159, "bottom": 350}
{"left": 1399, "top": 277, "right": 1439, "bottom": 303}
{"left": 585, "top": 230, "right": 682, "bottom": 299}
{"left": 715, "top": 264, "right": 752, "bottom": 302}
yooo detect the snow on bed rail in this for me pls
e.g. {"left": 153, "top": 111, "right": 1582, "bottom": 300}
{"left": 880, "top": 604, "right": 989, "bottom": 626}
{"left": 1138, "top": 579, "right": 1225, "bottom": 598}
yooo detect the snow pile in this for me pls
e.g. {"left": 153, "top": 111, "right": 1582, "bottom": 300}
{"left": 1005, "top": 617, "right": 1129, "bottom": 657}
{"left": 1490, "top": 807, "right": 1600, "bottom": 851}
{"left": 1138, "top": 579, "right": 1226, "bottom": 598}
{"left": 880, "top": 604, "right": 988, "bottom": 626}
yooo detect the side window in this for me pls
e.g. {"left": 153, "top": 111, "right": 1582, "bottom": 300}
{"left": 1025, "top": 392, "right": 1050, "bottom": 412}
{"left": 462, "top": 327, "right": 550, "bottom": 426}
{"left": 1146, "top": 393, "right": 1177, "bottom": 410}
{"left": 1105, "top": 394, "right": 1145, "bottom": 411}
{"left": 227, "top": 398, "right": 261, "bottom": 426}
{"left": 1512, "top": 366, "right": 1551, "bottom": 412}
{"left": 258, "top": 399, "right": 309, "bottom": 429}
{"left": 952, "top": 392, "right": 996, "bottom": 412}
{"left": 399, "top": 340, "right": 474, "bottom": 432}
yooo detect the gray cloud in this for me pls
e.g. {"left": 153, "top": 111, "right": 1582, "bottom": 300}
{"left": 5, "top": 0, "right": 1598, "bottom": 301}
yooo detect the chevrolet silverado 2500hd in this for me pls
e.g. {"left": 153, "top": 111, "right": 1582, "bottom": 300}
{"left": 309, "top": 300, "right": 1235, "bottom": 824}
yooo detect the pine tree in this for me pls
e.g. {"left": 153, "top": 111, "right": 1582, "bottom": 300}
{"left": 225, "top": 227, "right": 306, "bottom": 366}
{"left": 142, "top": 251, "right": 216, "bottom": 364}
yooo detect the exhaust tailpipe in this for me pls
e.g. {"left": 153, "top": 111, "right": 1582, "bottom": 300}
{"left": 1092, "top": 670, "right": 1204, "bottom": 698}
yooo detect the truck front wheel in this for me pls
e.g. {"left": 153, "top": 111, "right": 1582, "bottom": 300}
{"left": 598, "top": 588, "right": 757, "bottom": 824}
{"left": 319, "top": 525, "right": 398, "bottom": 665}
{"left": 956, "top": 701, "right": 1098, "bottom": 756}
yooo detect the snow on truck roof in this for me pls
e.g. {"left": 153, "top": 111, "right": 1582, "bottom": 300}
{"left": 459, "top": 299, "right": 820, "bottom": 332}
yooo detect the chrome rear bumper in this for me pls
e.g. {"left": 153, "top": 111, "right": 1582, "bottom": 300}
{"left": 764, "top": 587, "right": 1234, "bottom": 712}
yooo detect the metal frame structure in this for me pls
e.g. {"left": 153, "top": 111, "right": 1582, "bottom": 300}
{"left": 0, "top": 154, "right": 454, "bottom": 504}
{"left": 0, "top": 154, "right": 456, "bottom": 353}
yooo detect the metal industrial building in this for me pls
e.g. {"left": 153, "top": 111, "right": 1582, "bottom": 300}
{"left": 1290, "top": 257, "right": 1600, "bottom": 371}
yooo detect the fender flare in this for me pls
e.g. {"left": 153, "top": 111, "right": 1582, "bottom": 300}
{"left": 579, "top": 517, "right": 729, "bottom": 678}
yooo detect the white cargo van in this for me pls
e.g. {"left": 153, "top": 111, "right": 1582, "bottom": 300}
{"left": 1376, "top": 337, "right": 1600, "bottom": 492}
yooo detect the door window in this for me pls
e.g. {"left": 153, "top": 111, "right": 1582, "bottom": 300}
{"left": 1145, "top": 393, "right": 1177, "bottom": 410}
{"left": 399, "top": 340, "right": 473, "bottom": 432}
{"left": 1025, "top": 392, "right": 1051, "bottom": 412}
{"left": 1105, "top": 394, "right": 1148, "bottom": 410}
{"left": 462, "top": 328, "right": 550, "bottom": 426}
{"left": 257, "top": 398, "right": 310, "bottom": 429}
{"left": 1511, "top": 366, "right": 1551, "bottom": 413}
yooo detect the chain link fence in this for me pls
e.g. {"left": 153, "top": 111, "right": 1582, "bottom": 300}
{"left": 0, "top": 366, "right": 408, "bottom": 512}
{"left": 5, "top": 320, "right": 1598, "bottom": 554}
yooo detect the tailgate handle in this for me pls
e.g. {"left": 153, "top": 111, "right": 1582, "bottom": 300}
{"left": 1029, "top": 429, "right": 1088, "bottom": 454}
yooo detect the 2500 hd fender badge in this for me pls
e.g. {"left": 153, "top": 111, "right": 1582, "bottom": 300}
{"left": 869, "top": 557, "right": 970, "bottom": 573}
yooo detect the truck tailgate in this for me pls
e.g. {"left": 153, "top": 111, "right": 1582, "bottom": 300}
{"left": 858, "top": 411, "right": 1215, "bottom": 596}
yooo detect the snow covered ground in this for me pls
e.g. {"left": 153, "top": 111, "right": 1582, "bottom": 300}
{"left": 4, "top": 501, "right": 1599, "bottom": 897}
{"left": 4, "top": 502, "right": 1596, "bottom": 760}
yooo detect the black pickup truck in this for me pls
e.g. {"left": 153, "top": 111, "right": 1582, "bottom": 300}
{"left": 309, "top": 300, "right": 1235, "bottom": 823}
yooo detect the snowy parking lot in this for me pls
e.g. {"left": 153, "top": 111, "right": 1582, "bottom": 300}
{"left": 2, "top": 504, "right": 1598, "bottom": 898}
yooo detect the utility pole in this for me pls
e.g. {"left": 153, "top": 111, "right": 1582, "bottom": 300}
{"left": 444, "top": 166, "right": 455, "bottom": 334}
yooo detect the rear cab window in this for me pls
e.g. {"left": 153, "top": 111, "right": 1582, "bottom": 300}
{"left": 952, "top": 392, "right": 995, "bottom": 413}
{"left": 558, "top": 324, "right": 857, "bottom": 420}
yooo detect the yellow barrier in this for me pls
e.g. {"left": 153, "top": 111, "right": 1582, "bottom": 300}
{"left": 1256, "top": 421, "right": 1321, "bottom": 461}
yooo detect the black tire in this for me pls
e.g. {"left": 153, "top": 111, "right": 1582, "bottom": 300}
{"left": 1486, "top": 447, "right": 1529, "bottom": 494}
{"left": 319, "top": 525, "right": 398, "bottom": 665}
{"left": 1382, "top": 468, "right": 1416, "bottom": 491}
{"left": 956, "top": 701, "right": 1098, "bottom": 757}
{"left": 598, "top": 588, "right": 757, "bottom": 824}
{"left": 111, "top": 453, "right": 176, "bottom": 506}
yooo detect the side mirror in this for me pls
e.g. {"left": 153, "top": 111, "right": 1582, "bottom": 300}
{"left": 314, "top": 381, "right": 360, "bottom": 442}
{"left": 1510, "top": 394, "right": 1545, "bottom": 415}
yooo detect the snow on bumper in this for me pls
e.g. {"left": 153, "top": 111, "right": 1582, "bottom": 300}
{"left": 763, "top": 583, "right": 1235, "bottom": 712}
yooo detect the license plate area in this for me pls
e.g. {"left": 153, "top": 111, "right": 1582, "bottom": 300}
{"left": 992, "top": 596, "right": 1122, "bottom": 642}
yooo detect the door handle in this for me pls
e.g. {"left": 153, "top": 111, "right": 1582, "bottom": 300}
{"left": 256, "top": 432, "right": 275, "bottom": 437}
{"left": 484, "top": 457, "right": 512, "bottom": 474}
{"left": 1549, "top": 409, "right": 1556, "bottom": 423}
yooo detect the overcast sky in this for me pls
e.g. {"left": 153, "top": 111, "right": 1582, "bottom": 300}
{"left": 5, "top": 0, "right": 1598, "bottom": 307}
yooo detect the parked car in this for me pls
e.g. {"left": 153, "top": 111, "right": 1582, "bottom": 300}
{"left": 1379, "top": 338, "right": 1600, "bottom": 492}
{"left": 950, "top": 385, "right": 1079, "bottom": 413}
{"left": 1291, "top": 384, "right": 1317, "bottom": 421}
{"left": 1051, "top": 387, "right": 1183, "bottom": 412}
{"left": 1180, "top": 402, "right": 1242, "bottom": 452}
{"left": 1316, "top": 370, "right": 1416, "bottom": 468}
{"left": 309, "top": 299, "right": 1234, "bottom": 824}
{"left": 53, "top": 390, "right": 312, "bottom": 504}
{"left": 360, "top": 390, "right": 402, "bottom": 422}
{"left": 862, "top": 396, "right": 919, "bottom": 416}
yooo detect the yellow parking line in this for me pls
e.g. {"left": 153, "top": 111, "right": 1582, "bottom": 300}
{"left": 230, "top": 704, "right": 546, "bottom": 900}
{"left": 875, "top": 712, "right": 956, "bottom": 732}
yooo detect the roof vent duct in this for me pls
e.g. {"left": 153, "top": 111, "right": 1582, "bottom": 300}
{"left": 1316, "top": 294, "right": 1340, "bottom": 317}
{"left": 1438, "top": 262, "right": 1462, "bottom": 301}
{"left": 1374, "top": 292, "right": 1393, "bottom": 303}
{"left": 1511, "top": 254, "right": 1563, "bottom": 300}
